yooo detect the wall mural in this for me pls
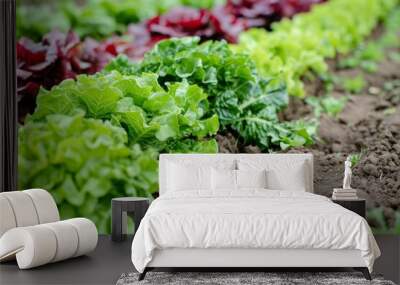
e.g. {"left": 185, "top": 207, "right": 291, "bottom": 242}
{"left": 17, "top": 0, "right": 400, "bottom": 233}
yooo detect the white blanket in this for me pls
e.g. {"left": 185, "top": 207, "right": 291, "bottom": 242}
{"left": 131, "top": 190, "right": 380, "bottom": 272}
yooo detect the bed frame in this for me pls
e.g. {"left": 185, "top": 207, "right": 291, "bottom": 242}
{"left": 138, "top": 154, "right": 372, "bottom": 281}
{"left": 139, "top": 248, "right": 371, "bottom": 280}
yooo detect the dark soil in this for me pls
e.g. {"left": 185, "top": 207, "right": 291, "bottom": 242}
{"left": 290, "top": 44, "right": 400, "bottom": 228}
{"left": 218, "top": 25, "right": 400, "bottom": 229}
{"left": 288, "top": 24, "right": 400, "bottom": 227}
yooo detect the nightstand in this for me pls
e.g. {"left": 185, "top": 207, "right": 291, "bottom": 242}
{"left": 111, "top": 197, "right": 150, "bottom": 242}
{"left": 332, "top": 198, "right": 366, "bottom": 218}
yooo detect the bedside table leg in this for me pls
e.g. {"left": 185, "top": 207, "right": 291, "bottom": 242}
{"left": 133, "top": 203, "right": 149, "bottom": 235}
{"left": 112, "top": 202, "right": 126, "bottom": 242}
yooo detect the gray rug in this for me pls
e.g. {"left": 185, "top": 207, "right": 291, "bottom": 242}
{"left": 116, "top": 272, "right": 395, "bottom": 285}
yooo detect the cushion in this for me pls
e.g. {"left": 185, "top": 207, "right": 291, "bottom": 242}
{"left": 236, "top": 169, "right": 267, "bottom": 189}
{"left": 212, "top": 169, "right": 267, "bottom": 191}
{"left": 0, "top": 189, "right": 98, "bottom": 269}
{"left": 0, "top": 191, "right": 39, "bottom": 228}
{"left": 238, "top": 159, "right": 308, "bottom": 191}
{"left": 42, "top": 221, "right": 79, "bottom": 262}
{"left": 266, "top": 166, "right": 307, "bottom": 191}
{"left": 24, "top": 189, "right": 60, "bottom": 224}
{"left": 159, "top": 155, "right": 239, "bottom": 195}
{"left": 0, "top": 218, "right": 97, "bottom": 269}
{"left": 0, "top": 189, "right": 60, "bottom": 237}
{"left": 0, "top": 196, "right": 16, "bottom": 237}
{"left": 212, "top": 168, "right": 237, "bottom": 190}
{"left": 167, "top": 162, "right": 212, "bottom": 192}
{"left": 63, "top": 218, "right": 98, "bottom": 257}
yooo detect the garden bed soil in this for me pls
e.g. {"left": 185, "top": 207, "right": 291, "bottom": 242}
{"left": 289, "top": 46, "right": 400, "bottom": 228}
{"left": 218, "top": 29, "right": 400, "bottom": 228}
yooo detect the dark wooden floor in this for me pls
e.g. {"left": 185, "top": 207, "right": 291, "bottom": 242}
{"left": 0, "top": 235, "right": 134, "bottom": 285}
{"left": 1, "top": 235, "right": 398, "bottom": 285}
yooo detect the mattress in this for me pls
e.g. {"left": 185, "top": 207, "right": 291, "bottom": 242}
{"left": 131, "top": 190, "right": 380, "bottom": 273}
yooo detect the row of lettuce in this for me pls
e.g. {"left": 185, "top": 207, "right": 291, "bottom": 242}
{"left": 235, "top": 0, "right": 398, "bottom": 97}
{"left": 17, "top": 0, "right": 321, "bottom": 41}
{"left": 17, "top": 0, "right": 324, "bottom": 121}
{"left": 17, "top": 0, "right": 225, "bottom": 41}
{"left": 19, "top": 0, "right": 398, "bottom": 233}
{"left": 20, "top": 38, "right": 305, "bottom": 232}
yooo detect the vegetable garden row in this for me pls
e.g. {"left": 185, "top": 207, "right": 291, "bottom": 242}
{"left": 18, "top": 0, "right": 400, "bottom": 233}
{"left": 17, "top": 0, "right": 323, "bottom": 119}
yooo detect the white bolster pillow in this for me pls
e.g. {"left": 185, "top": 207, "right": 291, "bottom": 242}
{"left": 0, "top": 189, "right": 60, "bottom": 238}
{"left": 0, "top": 218, "right": 98, "bottom": 269}
{"left": 0, "top": 196, "right": 17, "bottom": 237}
{"left": 0, "top": 191, "right": 40, "bottom": 228}
{"left": 23, "top": 189, "right": 60, "bottom": 224}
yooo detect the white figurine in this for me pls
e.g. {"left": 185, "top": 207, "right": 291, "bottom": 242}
{"left": 343, "top": 156, "right": 352, "bottom": 189}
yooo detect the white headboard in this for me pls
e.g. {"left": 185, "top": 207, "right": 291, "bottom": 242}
{"left": 159, "top": 153, "right": 314, "bottom": 195}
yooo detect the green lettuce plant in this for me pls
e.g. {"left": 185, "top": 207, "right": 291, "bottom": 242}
{"left": 342, "top": 75, "right": 366, "bottom": 94}
{"left": 338, "top": 6, "right": 400, "bottom": 73}
{"left": 19, "top": 113, "right": 159, "bottom": 233}
{"left": 29, "top": 71, "right": 219, "bottom": 150}
{"left": 106, "top": 37, "right": 315, "bottom": 150}
{"left": 19, "top": 71, "right": 218, "bottom": 233}
{"left": 306, "top": 95, "right": 348, "bottom": 118}
{"left": 235, "top": 0, "right": 398, "bottom": 97}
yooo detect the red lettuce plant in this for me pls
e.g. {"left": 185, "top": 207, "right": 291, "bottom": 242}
{"left": 17, "top": 31, "right": 90, "bottom": 120}
{"left": 274, "top": 0, "right": 324, "bottom": 18}
{"left": 127, "top": 6, "right": 249, "bottom": 57}
{"left": 80, "top": 36, "right": 138, "bottom": 72}
{"left": 17, "top": 31, "right": 138, "bottom": 121}
{"left": 126, "top": 0, "right": 324, "bottom": 58}
{"left": 220, "top": 0, "right": 325, "bottom": 28}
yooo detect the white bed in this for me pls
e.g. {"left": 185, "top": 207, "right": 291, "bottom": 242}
{"left": 131, "top": 154, "right": 380, "bottom": 280}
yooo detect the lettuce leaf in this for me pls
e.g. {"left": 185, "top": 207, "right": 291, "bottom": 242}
{"left": 19, "top": 113, "right": 159, "bottom": 233}
{"left": 29, "top": 71, "right": 218, "bottom": 147}
{"left": 20, "top": 70, "right": 218, "bottom": 233}
{"left": 107, "top": 37, "right": 314, "bottom": 150}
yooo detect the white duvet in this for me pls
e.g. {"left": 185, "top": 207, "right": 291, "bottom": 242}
{"left": 131, "top": 190, "right": 380, "bottom": 273}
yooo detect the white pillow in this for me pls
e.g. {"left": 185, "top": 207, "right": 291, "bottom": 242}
{"left": 212, "top": 168, "right": 237, "bottom": 190}
{"left": 211, "top": 169, "right": 267, "bottom": 190}
{"left": 236, "top": 169, "right": 267, "bottom": 189}
{"left": 238, "top": 159, "right": 308, "bottom": 191}
{"left": 167, "top": 162, "right": 212, "bottom": 192}
{"left": 266, "top": 165, "right": 307, "bottom": 191}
